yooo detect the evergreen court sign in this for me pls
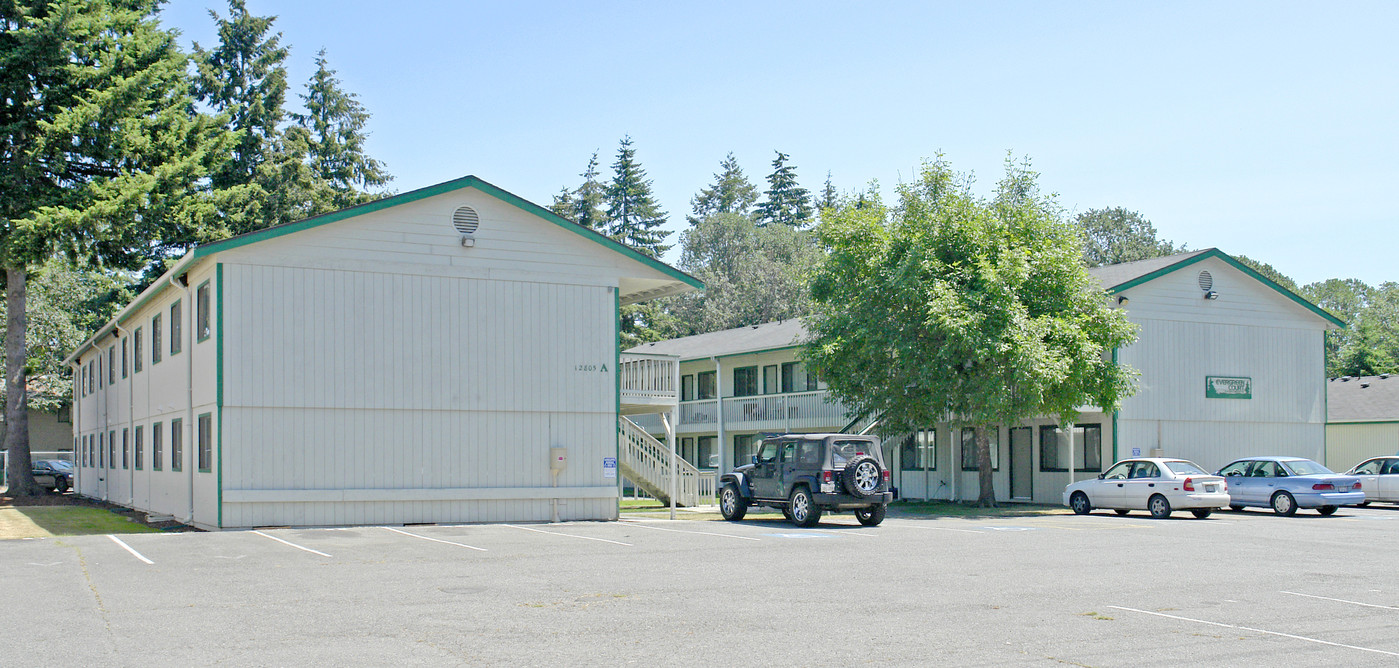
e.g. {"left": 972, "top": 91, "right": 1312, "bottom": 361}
{"left": 1206, "top": 376, "right": 1252, "bottom": 399}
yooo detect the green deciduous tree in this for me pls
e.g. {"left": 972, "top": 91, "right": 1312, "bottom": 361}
{"left": 294, "top": 48, "right": 390, "bottom": 212}
{"left": 1075, "top": 207, "right": 1185, "bottom": 267}
{"left": 604, "top": 136, "right": 670, "bottom": 258}
{"left": 755, "top": 151, "right": 812, "bottom": 227}
{"left": 805, "top": 157, "right": 1137, "bottom": 506}
{"left": 1, "top": 0, "right": 230, "bottom": 495}
{"left": 668, "top": 212, "right": 822, "bottom": 335}
{"left": 1302, "top": 278, "right": 1374, "bottom": 376}
{"left": 688, "top": 153, "right": 758, "bottom": 224}
{"left": 1234, "top": 254, "right": 1299, "bottom": 293}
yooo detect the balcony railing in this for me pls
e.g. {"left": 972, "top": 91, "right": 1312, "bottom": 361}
{"left": 630, "top": 390, "right": 856, "bottom": 434}
{"left": 619, "top": 353, "right": 678, "bottom": 413}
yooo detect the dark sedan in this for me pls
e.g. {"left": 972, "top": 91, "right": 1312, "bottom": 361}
{"left": 31, "top": 459, "right": 73, "bottom": 493}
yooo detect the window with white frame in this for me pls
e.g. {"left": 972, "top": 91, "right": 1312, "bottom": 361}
{"left": 900, "top": 429, "right": 937, "bottom": 471}
{"left": 961, "top": 427, "right": 1000, "bottom": 471}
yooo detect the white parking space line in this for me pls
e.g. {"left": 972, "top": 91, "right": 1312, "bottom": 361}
{"left": 502, "top": 524, "right": 632, "bottom": 546}
{"left": 381, "top": 526, "right": 487, "bottom": 551}
{"left": 251, "top": 530, "right": 333, "bottom": 558}
{"left": 620, "top": 520, "right": 761, "bottom": 541}
{"left": 107, "top": 535, "right": 154, "bottom": 565}
{"left": 892, "top": 524, "right": 983, "bottom": 534}
{"left": 1108, "top": 606, "right": 1399, "bottom": 658}
{"left": 1281, "top": 591, "right": 1399, "bottom": 611}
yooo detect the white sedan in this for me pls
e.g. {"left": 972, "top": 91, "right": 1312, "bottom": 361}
{"left": 1346, "top": 456, "right": 1399, "bottom": 505}
{"left": 1064, "top": 458, "right": 1229, "bottom": 519}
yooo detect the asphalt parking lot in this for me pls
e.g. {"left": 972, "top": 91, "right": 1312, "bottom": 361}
{"left": 4, "top": 504, "right": 1399, "bottom": 667}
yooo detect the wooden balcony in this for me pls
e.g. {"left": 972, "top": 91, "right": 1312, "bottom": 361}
{"left": 619, "top": 353, "right": 679, "bottom": 415}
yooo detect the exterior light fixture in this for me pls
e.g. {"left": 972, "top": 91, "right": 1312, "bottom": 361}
{"left": 1116, "top": 296, "right": 1129, "bottom": 306}
{"left": 1204, "top": 291, "right": 1218, "bottom": 300}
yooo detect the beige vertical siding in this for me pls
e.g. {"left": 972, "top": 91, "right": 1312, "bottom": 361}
{"left": 1326, "top": 423, "right": 1399, "bottom": 471}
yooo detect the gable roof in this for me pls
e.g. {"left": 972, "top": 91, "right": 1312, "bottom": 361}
{"left": 628, "top": 319, "right": 808, "bottom": 360}
{"left": 65, "top": 175, "right": 701, "bottom": 365}
{"left": 1091, "top": 248, "right": 1345, "bottom": 329}
{"left": 1328, "top": 375, "right": 1399, "bottom": 422}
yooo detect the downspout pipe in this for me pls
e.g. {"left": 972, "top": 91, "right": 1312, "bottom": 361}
{"left": 114, "top": 324, "right": 134, "bottom": 506}
{"left": 169, "top": 273, "right": 195, "bottom": 524}
{"left": 70, "top": 361, "right": 80, "bottom": 497}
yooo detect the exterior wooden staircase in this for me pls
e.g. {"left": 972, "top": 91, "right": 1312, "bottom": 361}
{"left": 618, "top": 416, "right": 715, "bottom": 507}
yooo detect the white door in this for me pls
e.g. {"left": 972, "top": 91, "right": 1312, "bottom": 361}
{"left": 1381, "top": 458, "right": 1399, "bottom": 502}
{"left": 1350, "top": 458, "right": 1384, "bottom": 501}
{"left": 1095, "top": 461, "right": 1133, "bottom": 508}
{"left": 1119, "top": 461, "right": 1163, "bottom": 509}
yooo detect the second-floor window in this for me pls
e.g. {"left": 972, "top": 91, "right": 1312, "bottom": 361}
{"left": 781, "top": 362, "right": 820, "bottom": 393}
{"left": 763, "top": 365, "right": 779, "bottom": 395}
{"left": 733, "top": 366, "right": 758, "bottom": 397}
{"left": 170, "top": 299, "right": 182, "bottom": 355}
{"left": 681, "top": 375, "right": 695, "bottom": 402}
{"left": 134, "top": 327, "right": 143, "bottom": 373}
{"left": 696, "top": 371, "right": 717, "bottom": 400}
{"left": 152, "top": 314, "right": 162, "bottom": 364}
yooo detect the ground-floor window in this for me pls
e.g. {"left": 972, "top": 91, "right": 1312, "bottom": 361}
{"left": 108, "top": 430, "right": 116, "bottom": 469}
{"left": 961, "top": 427, "right": 1001, "bottom": 471}
{"left": 680, "top": 437, "right": 695, "bottom": 466}
{"left": 171, "top": 419, "right": 183, "bottom": 472}
{"left": 153, "top": 423, "right": 163, "bottom": 471}
{"left": 733, "top": 434, "right": 760, "bottom": 466}
{"left": 900, "top": 430, "right": 937, "bottom": 471}
{"left": 122, "top": 428, "right": 129, "bottom": 469}
{"left": 1038, "top": 424, "right": 1102, "bottom": 472}
{"left": 197, "top": 413, "right": 212, "bottom": 472}
{"left": 135, "top": 426, "right": 144, "bottom": 470}
{"left": 697, "top": 436, "right": 716, "bottom": 469}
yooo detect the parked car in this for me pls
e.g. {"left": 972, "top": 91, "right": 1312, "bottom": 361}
{"left": 1064, "top": 458, "right": 1228, "bottom": 519}
{"left": 1344, "top": 456, "right": 1399, "bottom": 505}
{"left": 1215, "top": 457, "right": 1363, "bottom": 516}
{"left": 718, "top": 433, "right": 895, "bottom": 527}
{"left": 31, "top": 459, "right": 73, "bottom": 493}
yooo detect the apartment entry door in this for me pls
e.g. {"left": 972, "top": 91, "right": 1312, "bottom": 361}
{"left": 1009, "top": 427, "right": 1033, "bottom": 500}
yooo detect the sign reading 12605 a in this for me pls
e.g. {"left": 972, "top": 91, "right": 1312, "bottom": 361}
{"left": 1206, "top": 376, "right": 1252, "bottom": 399}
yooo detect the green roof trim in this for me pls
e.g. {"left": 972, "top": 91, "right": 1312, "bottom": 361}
{"left": 1106, "top": 248, "right": 1346, "bottom": 329}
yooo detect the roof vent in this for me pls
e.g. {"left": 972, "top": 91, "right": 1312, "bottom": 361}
{"left": 1382, "top": 374, "right": 1391, "bottom": 380}
{"left": 453, "top": 206, "right": 480, "bottom": 246}
{"left": 1361, "top": 382, "right": 1371, "bottom": 388}
{"left": 1341, "top": 376, "right": 1352, "bottom": 382}
{"left": 1198, "top": 270, "right": 1213, "bottom": 292}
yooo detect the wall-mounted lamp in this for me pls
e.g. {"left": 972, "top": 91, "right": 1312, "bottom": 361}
{"left": 1204, "top": 291, "right": 1219, "bottom": 300}
{"left": 1116, "top": 296, "right": 1130, "bottom": 307}
{"left": 460, "top": 235, "right": 475, "bottom": 248}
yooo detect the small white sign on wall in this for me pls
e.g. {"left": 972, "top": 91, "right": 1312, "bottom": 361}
{"left": 603, "top": 457, "right": 617, "bottom": 479}
{"left": 1132, "top": 448, "right": 1142, "bottom": 457}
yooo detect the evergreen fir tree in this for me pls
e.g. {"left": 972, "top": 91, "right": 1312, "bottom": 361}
{"left": 192, "top": 0, "right": 288, "bottom": 190}
{"left": 819, "top": 171, "right": 838, "bottom": 210}
{"left": 569, "top": 151, "right": 607, "bottom": 232}
{"left": 0, "top": 0, "right": 231, "bottom": 495}
{"left": 688, "top": 152, "right": 759, "bottom": 224}
{"left": 755, "top": 151, "right": 813, "bottom": 227}
{"left": 293, "top": 48, "right": 391, "bottom": 213}
{"left": 604, "top": 136, "right": 670, "bottom": 257}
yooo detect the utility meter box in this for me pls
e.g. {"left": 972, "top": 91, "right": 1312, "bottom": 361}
{"left": 550, "top": 447, "right": 568, "bottom": 470}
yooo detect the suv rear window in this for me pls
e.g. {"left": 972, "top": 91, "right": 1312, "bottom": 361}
{"left": 831, "top": 440, "right": 876, "bottom": 466}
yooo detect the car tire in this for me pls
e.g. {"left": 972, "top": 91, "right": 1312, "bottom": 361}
{"left": 1070, "top": 492, "right": 1091, "bottom": 515}
{"left": 1113, "top": 509, "right": 1130, "bottom": 516}
{"left": 842, "top": 455, "right": 882, "bottom": 498}
{"left": 1318, "top": 505, "right": 1338, "bottom": 516}
{"left": 1148, "top": 494, "right": 1172, "bottom": 519}
{"left": 855, "top": 504, "right": 886, "bottom": 527}
{"left": 1271, "top": 491, "right": 1298, "bottom": 516}
{"left": 1229, "top": 505, "right": 1245, "bottom": 512}
{"left": 1190, "top": 508, "right": 1212, "bottom": 519}
{"left": 54, "top": 477, "right": 69, "bottom": 494}
{"left": 1358, "top": 501, "right": 1371, "bottom": 507}
{"left": 789, "top": 486, "right": 822, "bottom": 528}
{"left": 719, "top": 484, "right": 747, "bottom": 522}
{"left": 782, "top": 506, "right": 794, "bottom": 520}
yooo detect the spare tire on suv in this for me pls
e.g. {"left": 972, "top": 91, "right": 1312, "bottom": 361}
{"left": 842, "top": 454, "right": 883, "bottom": 498}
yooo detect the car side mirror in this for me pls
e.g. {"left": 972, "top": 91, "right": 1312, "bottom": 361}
{"left": 1097, "top": 473, "right": 1105, "bottom": 479}
{"left": 751, "top": 455, "right": 758, "bottom": 465}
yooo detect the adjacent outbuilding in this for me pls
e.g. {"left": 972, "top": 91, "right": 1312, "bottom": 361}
{"left": 64, "top": 176, "right": 699, "bottom": 529}
{"left": 629, "top": 249, "right": 1344, "bottom": 504}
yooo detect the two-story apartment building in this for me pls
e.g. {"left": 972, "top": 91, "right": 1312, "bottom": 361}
{"left": 629, "top": 249, "right": 1343, "bottom": 505}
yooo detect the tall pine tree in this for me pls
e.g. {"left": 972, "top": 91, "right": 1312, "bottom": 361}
{"left": 0, "top": 0, "right": 231, "bottom": 495}
{"left": 559, "top": 151, "right": 608, "bottom": 231}
{"left": 604, "top": 136, "right": 670, "bottom": 257}
{"left": 755, "top": 151, "right": 813, "bottom": 227}
{"left": 192, "top": 0, "right": 288, "bottom": 191}
{"left": 818, "top": 171, "right": 838, "bottom": 210}
{"left": 293, "top": 48, "right": 391, "bottom": 213}
{"left": 688, "top": 152, "right": 758, "bottom": 224}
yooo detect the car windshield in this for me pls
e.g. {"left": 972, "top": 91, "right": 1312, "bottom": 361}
{"left": 49, "top": 460, "right": 73, "bottom": 471}
{"left": 1163, "top": 461, "right": 1207, "bottom": 475}
{"left": 1281, "top": 459, "right": 1332, "bottom": 476}
{"left": 830, "top": 440, "right": 875, "bottom": 466}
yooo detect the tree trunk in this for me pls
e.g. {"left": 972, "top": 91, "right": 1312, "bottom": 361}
{"left": 4, "top": 266, "right": 39, "bottom": 496}
{"left": 975, "top": 424, "right": 997, "bottom": 508}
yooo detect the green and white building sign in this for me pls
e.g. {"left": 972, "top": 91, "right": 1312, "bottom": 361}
{"left": 1206, "top": 376, "right": 1252, "bottom": 399}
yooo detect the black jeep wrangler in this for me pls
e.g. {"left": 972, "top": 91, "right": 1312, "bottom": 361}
{"left": 718, "top": 433, "right": 895, "bottom": 527}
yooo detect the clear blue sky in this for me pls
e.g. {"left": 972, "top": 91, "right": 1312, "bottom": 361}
{"left": 159, "top": 1, "right": 1398, "bottom": 287}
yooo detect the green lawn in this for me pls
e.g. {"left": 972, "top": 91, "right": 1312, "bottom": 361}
{"left": 0, "top": 506, "right": 161, "bottom": 539}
